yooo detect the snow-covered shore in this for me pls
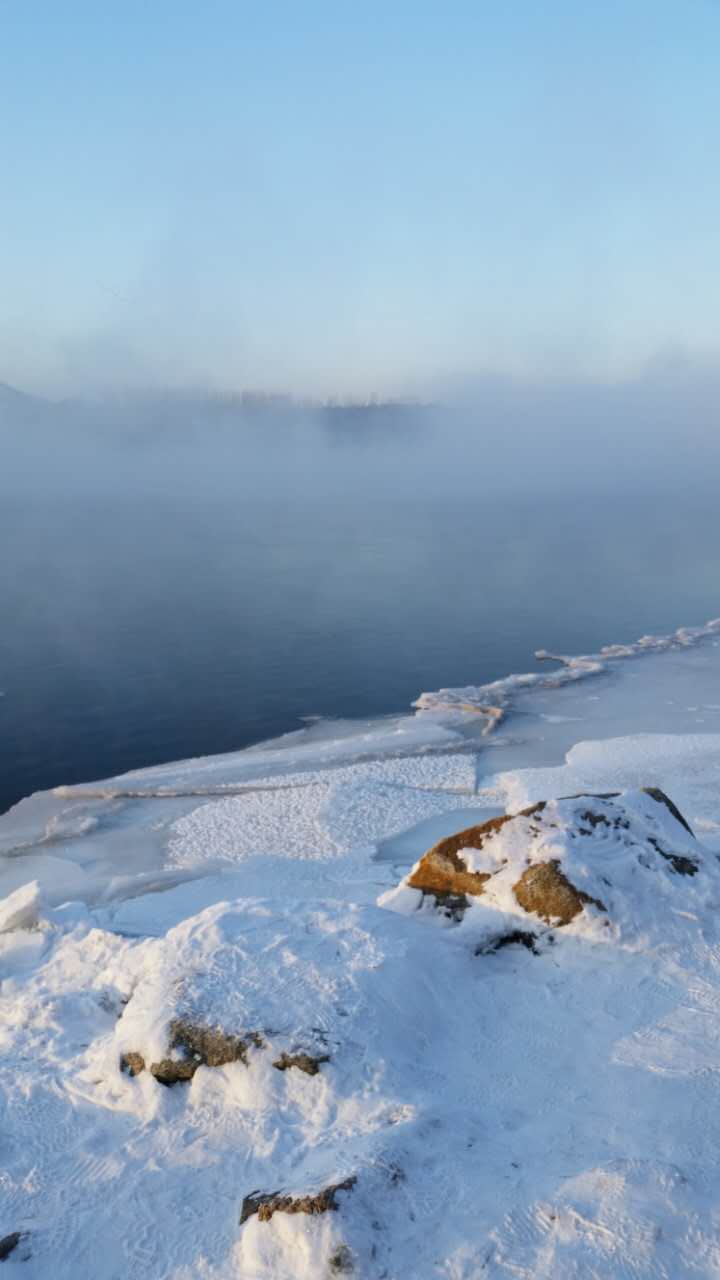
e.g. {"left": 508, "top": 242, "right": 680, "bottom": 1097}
{"left": 1, "top": 621, "right": 720, "bottom": 1277}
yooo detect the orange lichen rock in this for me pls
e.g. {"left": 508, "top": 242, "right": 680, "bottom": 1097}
{"left": 407, "top": 805, "right": 545, "bottom": 902}
{"left": 513, "top": 860, "right": 606, "bottom": 925}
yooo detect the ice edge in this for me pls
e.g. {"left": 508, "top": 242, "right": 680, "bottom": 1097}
{"left": 413, "top": 616, "right": 720, "bottom": 730}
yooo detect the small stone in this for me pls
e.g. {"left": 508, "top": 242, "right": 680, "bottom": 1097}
{"left": 120, "top": 1052, "right": 146, "bottom": 1077}
{"left": 329, "top": 1243, "right": 354, "bottom": 1273}
{"left": 0, "top": 1232, "right": 23, "bottom": 1262}
{"left": 273, "top": 1051, "right": 329, "bottom": 1076}
{"left": 476, "top": 930, "right": 539, "bottom": 956}
{"left": 240, "top": 1177, "right": 356, "bottom": 1225}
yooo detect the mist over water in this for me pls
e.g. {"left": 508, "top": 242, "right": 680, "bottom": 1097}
{"left": 1, "top": 372, "right": 719, "bottom": 813}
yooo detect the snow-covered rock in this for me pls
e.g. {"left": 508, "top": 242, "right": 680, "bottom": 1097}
{"left": 112, "top": 898, "right": 397, "bottom": 1089}
{"left": 382, "top": 788, "right": 710, "bottom": 947}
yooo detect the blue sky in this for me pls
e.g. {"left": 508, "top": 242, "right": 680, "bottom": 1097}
{"left": 2, "top": 1, "right": 720, "bottom": 396}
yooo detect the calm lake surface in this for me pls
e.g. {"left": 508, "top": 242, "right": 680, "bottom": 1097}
{"left": 2, "top": 402, "right": 718, "bottom": 813}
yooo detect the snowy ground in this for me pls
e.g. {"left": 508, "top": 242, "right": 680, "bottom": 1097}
{"left": 1, "top": 621, "right": 720, "bottom": 1277}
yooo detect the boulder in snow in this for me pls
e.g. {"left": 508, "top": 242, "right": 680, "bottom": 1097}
{"left": 114, "top": 900, "right": 388, "bottom": 1089}
{"left": 383, "top": 788, "right": 702, "bottom": 939}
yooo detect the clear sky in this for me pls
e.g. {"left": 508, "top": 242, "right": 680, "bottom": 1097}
{"left": 2, "top": 0, "right": 720, "bottom": 397}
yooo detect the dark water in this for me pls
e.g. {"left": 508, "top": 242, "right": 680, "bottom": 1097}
{"left": 2, "top": 484, "right": 719, "bottom": 815}
{"left": 2, "top": 395, "right": 719, "bottom": 814}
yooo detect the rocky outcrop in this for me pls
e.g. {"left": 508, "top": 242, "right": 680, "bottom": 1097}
{"left": 396, "top": 789, "right": 698, "bottom": 930}
{"left": 240, "top": 1177, "right": 356, "bottom": 1225}
{"left": 512, "top": 860, "right": 606, "bottom": 925}
{"left": 122, "top": 1023, "right": 329, "bottom": 1083}
{"left": 642, "top": 787, "right": 694, "bottom": 835}
{"left": 648, "top": 843, "right": 699, "bottom": 876}
{"left": 122, "top": 1021, "right": 264, "bottom": 1084}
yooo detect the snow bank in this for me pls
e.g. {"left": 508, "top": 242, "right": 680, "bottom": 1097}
{"left": 482, "top": 733, "right": 720, "bottom": 850}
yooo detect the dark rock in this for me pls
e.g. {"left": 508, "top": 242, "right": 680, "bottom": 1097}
{"left": 120, "top": 1052, "right": 146, "bottom": 1077}
{"left": 577, "top": 808, "right": 629, "bottom": 833}
{"left": 123, "top": 1021, "right": 264, "bottom": 1085}
{"left": 476, "top": 929, "right": 539, "bottom": 956}
{"left": 641, "top": 787, "right": 694, "bottom": 836}
{"left": 0, "top": 1233, "right": 22, "bottom": 1262}
{"left": 647, "top": 838, "right": 699, "bottom": 876}
{"left": 329, "top": 1244, "right": 354, "bottom": 1273}
{"left": 240, "top": 1177, "right": 356, "bottom": 1225}
{"left": 273, "top": 1051, "right": 329, "bottom": 1076}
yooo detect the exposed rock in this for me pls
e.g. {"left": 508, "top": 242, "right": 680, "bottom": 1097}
{"left": 407, "top": 805, "right": 545, "bottom": 902}
{"left": 661, "top": 852, "right": 699, "bottom": 877}
{"left": 641, "top": 786, "right": 694, "bottom": 836}
{"left": 567, "top": 788, "right": 694, "bottom": 837}
{"left": 240, "top": 1177, "right": 356, "bottom": 1225}
{"left": 329, "top": 1244, "right": 355, "bottom": 1273}
{"left": 405, "top": 790, "right": 695, "bottom": 924}
{"left": 122, "top": 1021, "right": 264, "bottom": 1085}
{"left": 513, "top": 860, "right": 606, "bottom": 925}
{"left": 120, "top": 1051, "right": 146, "bottom": 1077}
{"left": 647, "top": 838, "right": 699, "bottom": 876}
{"left": 123, "top": 1028, "right": 329, "bottom": 1083}
{"left": 0, "top": 1233, "right": 22, "bottom": 1262}
{"left": 431, "top": 892, "right": 471, "bottom": 921}
{"left": 172, "top": 1020, "right": 263, "bottom": 1066}
{"left": 148, "top": 1054, "right": 198, "bottom": 1086}
{"left": 273, "top": 1051, "right": 329, "bottom": 1076}
{"left": 577, "top": 807, "right": 628, "bottom": 833}
{"left": 476, "top": 929, "right": 540, "bottom": 956}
